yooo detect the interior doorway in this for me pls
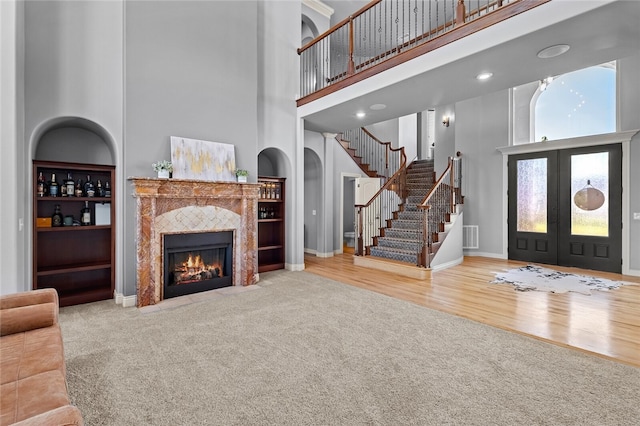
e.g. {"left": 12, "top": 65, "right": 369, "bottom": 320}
{"left": 508, "top": 144, "right": 622, "bottom": 272}
{"left": 341, "top": 173, "right": 360, "bottom": 254}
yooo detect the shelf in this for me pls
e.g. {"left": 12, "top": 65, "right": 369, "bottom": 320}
{"left": 37, "top": 261, "right": 112, "bottom": 276}
{"left": 258, "top": 245, "right": 284, "bottom": 251}
{"left": 258, "top": 263, "right": 285, "bottom": 273}
{"left": 33, "top": 160, "right": 115, "bottom": 306}
{"left": 56, "top": 285, "right": 113, "bottom": 307}
{"left": 37, "top": 225, "right": 111, "bottom": 232}
{"left": 257, "top": 177, "right": 285, "bottom": 273}
{"left": 36, "top": 196, "right": 112, "bottom": 202}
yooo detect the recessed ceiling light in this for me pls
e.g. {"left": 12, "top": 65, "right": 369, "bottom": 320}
{"left": 356, "top": 112, "right": 366, "bottom": 118}
{"left": 476, "top": 72, "right": 493, "bottom": 81}
{"left": 369, "top": 104, "right": 386, "bottom": 111}
{"left": 537, "top": 44, "right": 570, "bottom": 59}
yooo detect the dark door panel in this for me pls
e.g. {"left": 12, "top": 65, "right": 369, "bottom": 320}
{"left": 508, "top": 144, "right": 621, "bottom": 273}
{"left": 508, "top": 151, "right": 558, "bottom": 264}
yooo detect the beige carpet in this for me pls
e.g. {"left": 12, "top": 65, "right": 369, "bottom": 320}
{"left": 59, "top": 270, "right": 640, "bottom": 425}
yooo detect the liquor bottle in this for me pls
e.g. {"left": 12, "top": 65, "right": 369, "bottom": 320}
{"left": 96, "top": 180, "right": 105, "bottom": 197}
{"left": 60, "top": 177, "right": 67, "bottom": 197}
{"left": 65, "top": 173, "right": 75, "bottom": 197}
{"left": 104, "top": 181, "right": 111, "bottom": 198}
{"left": 51, "top": 204, "right": 63, "bottom": 227}
{"left": 49, "top": 174, "right": 59, "bottom": 197}
{"left": 37, "top": 172, "right": 45, "bottom": 197}
{"left": 275, "top": 183, "right": 280, "bottom": 200}
{"left": 75, "top": 178, "right": 83, "bottom": 197}
{"left": 81, "top": 201, "right": 91, "bottom": 226}
{"left": 84, "top": 175, "right": 95, "bottom": 197}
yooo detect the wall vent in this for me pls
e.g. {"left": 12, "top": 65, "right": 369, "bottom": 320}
{"left": 463, "top": 225, "right": 479, "bottom": 249}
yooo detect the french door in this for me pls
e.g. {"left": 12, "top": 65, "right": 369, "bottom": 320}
{"left": 508, "top": 144, "right": 622, "bottom": 273}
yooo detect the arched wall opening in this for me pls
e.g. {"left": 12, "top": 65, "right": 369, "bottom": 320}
{"left": 303, "top": 147, "right": 322, "bottom": 253}
{"left": 31, "top": 116, "right": 117, "bottom": 165}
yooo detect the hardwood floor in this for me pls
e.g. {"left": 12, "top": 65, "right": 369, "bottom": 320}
{"left": 303, "top": 253, "right": 640, "bottom": 368}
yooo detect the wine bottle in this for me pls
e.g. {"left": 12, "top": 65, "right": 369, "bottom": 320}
{"left": 84, "top": 175, "right": 95, "bottom": 197}
{"left": 49, "top": 174, "right": 59, "bottom": 197}
{"left": 96, "top": 180, "right": 105, "bottom": 197}
{"left": 104, "top": 181, "right": 111, "bottom": 198}
{"left": 81, "top": 201, "right": 91, "bottom": 226}
{"left": 51, "top": 204, "right": 63, "bottom": 227}
{"left": 65, "top": 173, "right": 75, "bottom": 197}
{"left": 75, "top": 178, "right": 83, "bottom": 197}
{"left": 37, "top": 172, "right": 45, "bottom": 197}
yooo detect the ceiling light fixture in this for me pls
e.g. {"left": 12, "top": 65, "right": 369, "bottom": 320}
{"left": 369, "top": 104, "right": 387, "bottom": 111}
{"left": 537, "top": 44, "right": 570, "bottom": 59}
{"left": 476, "top": 72, "right": 493, "bottom": 81}
{"left": 356, "top": 112, "right": 366, "bottom": 118}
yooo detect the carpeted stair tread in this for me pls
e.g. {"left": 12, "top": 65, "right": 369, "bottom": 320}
{"left": 369, "top": 247, "right": 418, "bottom": 264}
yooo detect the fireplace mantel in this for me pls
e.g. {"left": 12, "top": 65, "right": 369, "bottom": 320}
{"left": 130, "top": 178, "right": 260, "bottom": 307}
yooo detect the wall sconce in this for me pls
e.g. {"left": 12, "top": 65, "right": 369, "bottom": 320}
{"left": 442, "top": 116, "right": 450, "bottom": 127}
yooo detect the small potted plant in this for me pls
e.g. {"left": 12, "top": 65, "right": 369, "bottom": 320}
{"left": 153, "top": 160, "right": 173, "bottom": 179}
{"left": 235, "top": 169, "right": 249, "bottom": 183}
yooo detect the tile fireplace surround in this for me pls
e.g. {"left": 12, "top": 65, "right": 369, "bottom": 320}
{"left": 130, "top": 178, "right": 260, "bottom": 307}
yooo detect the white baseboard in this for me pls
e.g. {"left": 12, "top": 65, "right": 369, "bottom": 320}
{"left": 286, "top": 263, "right": 305, "bottom": 272}
{"left": 114, "top": 291, "right": 137, "bottom": 308}
{"left": 463, "top": 251, "right": 507, "bottom": 259}
{"left": 431, "top": 256, "right": 464, "bottom": 272}
{"left": 303, "top": 248, "right": 334, "bottom": 258}
{"left": 626, "top": 268, "right": 640, "bottom": 277}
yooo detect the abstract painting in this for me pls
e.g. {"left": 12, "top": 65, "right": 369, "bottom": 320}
{"left": 170, "top": 136, "right": 236, "bottom": 182}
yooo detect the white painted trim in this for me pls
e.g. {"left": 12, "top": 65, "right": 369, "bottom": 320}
{"left": 286, "top": 263, "right": 305, "bottom": 272}
{"left": 496, "top": 130, "right": 639, "bottom": 155}
{"left": 304, "top": 248, "right": 334, "bottom": 258}
{"left": 463, "top": 251, "right": 508, "bottom": 259}
{"left": 431, "top": 256, "right": 464, "bottom": 272}
{"left": 626, "top": 269, "right": 640, "bottom": 277}
{"left": 114, "top": 291, "right": 136, "bottom": 307}
{"left": 122, "top": 295, "right": 137, "bottom": 308}
{"left": 501, "top": 154, "right": 509, "bottom": 259}
{"left": 622, "top": 139, "right": 631, "bottom": 276}
{"left": 302, "top": 0, "right": 334, "bottom": 19}
{"left": 340, "top": 172, "right": 361, "bottom": 257}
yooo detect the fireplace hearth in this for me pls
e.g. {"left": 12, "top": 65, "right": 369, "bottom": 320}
{"left": 163, "top": 231, "right": 233, "bottom": 299}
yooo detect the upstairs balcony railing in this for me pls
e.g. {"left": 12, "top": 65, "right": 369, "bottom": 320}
{"left": 298, "top": 0, "right": 547, "bottom": 105}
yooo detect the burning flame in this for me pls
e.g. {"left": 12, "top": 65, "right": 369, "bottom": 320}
{"left": 173, "top": 252, "right": 223, "bottom": 285}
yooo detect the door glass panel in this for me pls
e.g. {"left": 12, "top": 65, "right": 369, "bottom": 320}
{"left": 571, "top": 152, "right": 609, "bottom": 236}
{"left": 517, "top": 158, "right": 547, "bottom": 233}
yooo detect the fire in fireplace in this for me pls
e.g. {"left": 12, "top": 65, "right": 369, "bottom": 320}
{"left": 163, "top": 231, "right": 233, "bottom": 299}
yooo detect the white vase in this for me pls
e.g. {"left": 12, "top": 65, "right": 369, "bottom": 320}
{"left": 237, "top": 176, "right": 247, "bottom": 183}
{"left": 157, "top": 170, "right": 170, "bottom": 179}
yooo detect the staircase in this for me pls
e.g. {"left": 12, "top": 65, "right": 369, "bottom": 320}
{"left": 337, "top": 138, "right": 381, "bottom": 178}
{"left": 369, "top": 160, "right": 434, "bottom": 264}
{"left": 337, "top": 127, "right": 463, "bottom": 275}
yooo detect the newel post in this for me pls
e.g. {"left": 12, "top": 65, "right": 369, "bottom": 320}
{"left": 456, "top": 0, "right": 466, "bottom": 25}
{"left": 348, "top": 17, "right": 355, "bottom": 75}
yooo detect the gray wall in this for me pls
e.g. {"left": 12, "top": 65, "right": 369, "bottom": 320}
{"left": 455, "top": 91, "right": 510, "bottom": 256}
{"left": 21, "top": 0, "right": 123, "bottom": 295}
{"left": 123, "top": 1, "right": 259, "bottom": 296}
{"left": 618, "top": 52, "right": 640, "bottom": 271}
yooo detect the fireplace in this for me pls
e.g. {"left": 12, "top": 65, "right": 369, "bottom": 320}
{"left": 130, "top": 178, "right": 259, "bottom": 307}
{"left": 163, "top": 231, "right": 233, "bottom": 299}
